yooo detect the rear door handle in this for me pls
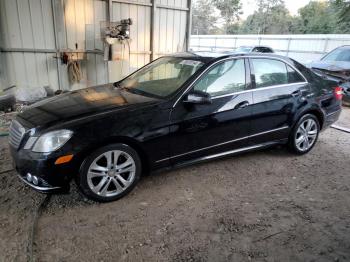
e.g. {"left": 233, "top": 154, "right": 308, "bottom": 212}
{"left": 292, "top": 89, "right": 311, "bottom": 97}
{"left": 234, "top": 101, "right": 249, "bottom": 109}
{"left": 291, "top": 90, "right": 301, "bottom": 97}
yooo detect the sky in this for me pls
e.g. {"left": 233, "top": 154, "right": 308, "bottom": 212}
{"left": 241, "top": 0, "right": 312, "bottom": 18}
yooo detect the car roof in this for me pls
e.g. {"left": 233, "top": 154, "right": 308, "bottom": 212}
{"left": 238, "top": 45, "right": 272, "bottom": 49}
{"left": 170, "top": 51, "right": 291, "bottom": 63}
{"left": 333, "top": 45, "right": 350, "bottom": 50}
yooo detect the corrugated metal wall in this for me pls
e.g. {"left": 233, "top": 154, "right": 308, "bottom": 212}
{"left": 0, "top": 0, "right": 108, "bottom": 91}
{"left": 108, "top": 0, "right": 190, "bottom": 82}
{"left": 0, "top": 1, "right": 8, "bottom": 90}
{"left": 190, "top": 34, "right": 350, "bottom": 63}
{"left": 153, "top": 0, "right": 189, "bottom": 58}
{"left": 57, "top": 0, "right": 108, "bottom": 89}
{"left": 0, "top": 0, "right": 191, "bottom": 91}
{"left": 0, "top": 0, "right": 57, "bottom": 90}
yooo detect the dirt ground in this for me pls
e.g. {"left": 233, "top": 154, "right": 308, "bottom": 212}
{"left": 0, "top": 108, "right": 349, "bottom": 262}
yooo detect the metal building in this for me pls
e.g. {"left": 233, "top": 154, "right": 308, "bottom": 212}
{"left": 0, "top": 0, "right": 192, "bottom": 91}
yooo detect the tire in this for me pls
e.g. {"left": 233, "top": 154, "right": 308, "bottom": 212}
{"left": 288, "top": 114, "right": 320, "bottom": 155}
{"left": 77, "top": 143, "right": 142, "bottom": 202}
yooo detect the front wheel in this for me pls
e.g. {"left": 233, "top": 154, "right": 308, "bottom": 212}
{"left": 289, "top": 114, "right": 320, "bottom": 155}
{"left": 77, "top": 144, "right": 141, "bottom": 202}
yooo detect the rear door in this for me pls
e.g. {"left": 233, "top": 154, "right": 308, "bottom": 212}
{"left": 249, "top": 58, "right": 310, "bottom": 144}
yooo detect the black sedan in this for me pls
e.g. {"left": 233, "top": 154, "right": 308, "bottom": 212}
{"left": 309, "top": 45, "right": 350, "bottom": 105}
{"left": 9, "top": 52, "right": 342, "bottom": 202}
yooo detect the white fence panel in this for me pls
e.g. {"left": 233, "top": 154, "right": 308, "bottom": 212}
{"left": 190, "top": 34, "right": 350, "bottom": 63}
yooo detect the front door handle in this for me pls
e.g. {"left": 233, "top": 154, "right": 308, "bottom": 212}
{"left": 234, "top": 100, "right": 249, "bottom": 109}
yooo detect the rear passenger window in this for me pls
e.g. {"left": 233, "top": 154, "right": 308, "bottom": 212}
{"left": 287, "top": 65, "right": 305, "bottom": 83}
{"left": 252, "top": 59, "right": 288, "bottom": 88}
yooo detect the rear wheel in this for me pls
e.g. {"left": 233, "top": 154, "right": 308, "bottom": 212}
{"left": 289, "top": 114, "right": 320, "bottom": 155}
{"left": 78, "top": 144, "right": 141, "bottom": 202}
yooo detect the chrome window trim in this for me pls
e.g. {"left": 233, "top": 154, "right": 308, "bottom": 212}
{"left": 173, "top": 55, "right": 308, "bottom": 108}
{"left": 198, "top": 143, "right": 269, "bottom": 162}
{"left": 155, "top": 125, "right": 289, "bottom": 163}
{"left": 211, "top": 82, "right": 308, "bottom": 100}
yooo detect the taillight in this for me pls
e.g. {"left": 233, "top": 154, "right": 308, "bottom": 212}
{"left": 334, "top": 86, "right": 343, "bottom": 100}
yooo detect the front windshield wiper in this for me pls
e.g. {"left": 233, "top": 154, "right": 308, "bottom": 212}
{"left": 113, "top": 82, "right": 122, "bottom": 88}
{"left": 113, "top": 82, "right": 162, "bottom": 98}
{"left": 113, "top": 82, "right": 132, "bottom": 92}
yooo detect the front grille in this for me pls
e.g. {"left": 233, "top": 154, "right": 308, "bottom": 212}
{"left": 9, "top": 120, "right": 26, "bottom": 149}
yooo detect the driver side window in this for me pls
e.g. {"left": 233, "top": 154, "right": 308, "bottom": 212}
{"left": 193, "top": 59, "right": 246, "bottom": 97}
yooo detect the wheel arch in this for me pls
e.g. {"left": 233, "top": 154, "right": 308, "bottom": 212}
{"left": 74, "top": 136, "right": 150, "bottom": 178}
{"left": 293, "top": 107, "right": 325, "bottom": 130}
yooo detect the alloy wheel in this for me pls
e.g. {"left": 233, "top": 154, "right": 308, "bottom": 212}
{"left": 295, "top": 118, "right": 318, "bottom": 152}
{"left": 86, "top": 150, "right": 136, "bottom": 197}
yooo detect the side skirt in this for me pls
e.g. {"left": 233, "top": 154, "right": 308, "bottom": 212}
{"left": 171, "top": 139, "right": 287, "bottom": 170}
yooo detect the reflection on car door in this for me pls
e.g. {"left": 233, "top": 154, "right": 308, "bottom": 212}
{"left": 249, "top": 58, "right": 310, "bottom": 145}
{"left": 166, "top": 58, "right": 253, "bottom": 165}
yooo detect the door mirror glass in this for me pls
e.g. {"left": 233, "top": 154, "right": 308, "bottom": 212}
{"left": 183, "top": 90, "right": 212, "bottom": 105}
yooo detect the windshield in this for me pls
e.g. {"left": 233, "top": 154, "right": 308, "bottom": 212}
{"left": 322, "top": 48, "right": 350, "bottom": 62}
{"left": 118, "top": 57, "right": 204, "bottom": 98}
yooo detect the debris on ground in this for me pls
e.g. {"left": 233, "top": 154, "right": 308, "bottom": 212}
{"left": 0, "top": 111, "right": 17, "bottom": 135}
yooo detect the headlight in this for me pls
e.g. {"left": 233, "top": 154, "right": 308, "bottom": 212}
{"left": 31, "top": 130, "right": 73, "bottom": 153}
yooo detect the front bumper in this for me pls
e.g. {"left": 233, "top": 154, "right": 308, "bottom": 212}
{"left": 11, "top": 147, "right": 74, "bottom": 194}
{"left": 17, "top": 173, "right": 65, "bottom": 193}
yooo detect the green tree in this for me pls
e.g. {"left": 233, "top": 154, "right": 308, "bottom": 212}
{"left": 213, "top": 0, "right": 242, "bottom": 33}
{"left": 191, "top": 0, "right": 350, "bottom": 35}
{"left": 192, "top": 0, "right": 220, "bottom": 34}
{"left": 297, "top": 1, "right": 335, "bottom": 33}
{"left": 256, "top": 0, "right": 284, "bottom": 12}
{"left": 240, "top": 0, "right": 296, "bottom": 34}
{"left": 332, "top": 0, "right": 350, "bottom": 33}
{"left": 339, "top": 0, "right": 350, "bottom": 20}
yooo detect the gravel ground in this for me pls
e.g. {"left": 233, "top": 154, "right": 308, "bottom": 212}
{"left": 0, "top": 108, "right": 349, "bottom": 262}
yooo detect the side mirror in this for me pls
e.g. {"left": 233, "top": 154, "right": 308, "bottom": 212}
{"left": 183, "top": 90, "right": 212, "bottom": 105}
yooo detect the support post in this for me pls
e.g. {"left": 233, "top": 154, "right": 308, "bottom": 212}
{"left": 323, "top": 38, "right": 329, "bottom": 54}
{"left": 150, "top": 0, "right": 156, "bottom": 61}
{"left": 286, "top": 38, "right": 291, "bottom": 56}
{"left": 51, "top": 0, "right": 62, "bottom": 90}
{"left": 185, "top": 0, "right": 192, "bottom": 51}
{"left": 108, "top": 0, "right": 112, "bottom": 22}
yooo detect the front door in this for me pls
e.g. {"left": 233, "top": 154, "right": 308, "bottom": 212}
{"left": 168, "top": 58, "right": 253, "bottom": 164}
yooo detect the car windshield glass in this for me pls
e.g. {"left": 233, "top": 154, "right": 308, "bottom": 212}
{"left": 322, "top": 48, "right": 350, "bottom": 62}
{"left": 236, "top": 47, "right": 252, "bottom": 53}
{"left": 118, "top": 57, "right": 204, "bottom": 98}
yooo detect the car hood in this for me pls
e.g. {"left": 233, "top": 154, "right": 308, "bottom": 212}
{"left": 309, "top": 60, "right": 350, "bottom": 71}
{"left": 17, "top": 84, "right": 161, "bottom": 128}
